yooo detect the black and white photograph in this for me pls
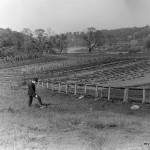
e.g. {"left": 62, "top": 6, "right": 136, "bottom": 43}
{"left": 0, "top": 0, "right": 150, "bottom": 149}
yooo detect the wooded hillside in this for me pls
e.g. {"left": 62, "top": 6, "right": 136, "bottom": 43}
{"left": 0, "top": 25, "right": 150, "bottom": 62}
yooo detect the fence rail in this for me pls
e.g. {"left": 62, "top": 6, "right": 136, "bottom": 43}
{"left": 37, "top": 80, "right": 150, "bottom": 104}
{"left": 0, "top": 77, "right": 150, "bottom": 104}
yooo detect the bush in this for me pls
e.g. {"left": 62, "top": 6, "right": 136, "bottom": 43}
{"left": 128, "top": 48, "right": 141, "bottom": 54}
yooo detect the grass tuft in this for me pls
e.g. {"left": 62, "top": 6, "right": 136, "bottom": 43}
{"left": 89, "top": 123, "right": 105, "bottom": 129}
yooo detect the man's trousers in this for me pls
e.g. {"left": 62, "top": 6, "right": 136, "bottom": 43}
{"left": 28, "top": 95, "right": 43, "bottom": 107}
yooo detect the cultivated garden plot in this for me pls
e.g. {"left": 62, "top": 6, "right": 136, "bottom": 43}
{"left": 0, "top": 55, "right": 147, "bottom": 82}
{"left": 63, "top": 58, "right": 150, "bottom": 87}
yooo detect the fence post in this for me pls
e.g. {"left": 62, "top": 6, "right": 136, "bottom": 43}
{"left": 58, "top": 83, "right": 61, "bottom": 93}
{"left": 108, "top": 87, "right": 111, "bottom": 100}
{"left": 37, "top": 81, "right": 40, "bottom": 89}
{"left": 95, "top": 85, "right": 98, "bottom": 98}
{"left": 42, "top": 82, "right": 44, "bottom": 89}
{"left": 74, "top": 83, "right": 77, "bottom": 95}
{"left": 84, "top": 84, "right": 87, "bottom": 96}
{"left": 123, "top": 88, "right": 129, "bottom": 102}
{"left": 10, "top": 79, "right": 12, "bottom": 88}
{"left": 46, "top": 82, "right": 49, "bottom": 88}
{"left": 142, "top": 87, "right": 146, "bottom": 104}
{"left": 66, "top": 83, "right": 68, "bottom": 94}
{"left": 10, "top": 79, "right": 14, "bottom": 96}
{"left": 52, "top": 83, "right": 54, "bottom": 92}
{"left": 100, "top": 87, "right": 103, "bottom": 98}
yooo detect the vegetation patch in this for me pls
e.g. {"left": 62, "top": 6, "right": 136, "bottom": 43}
{"left": 88, "top": 123, "right": 105, "bottom": 129}
{"left": 78, "top": 131, "right": 106, "bottom": 150}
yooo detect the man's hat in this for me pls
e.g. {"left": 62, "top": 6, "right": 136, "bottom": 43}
{"left": 33, "top": 77, "right": 38, "bottom": 82}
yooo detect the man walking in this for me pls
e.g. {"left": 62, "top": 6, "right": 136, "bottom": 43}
{"left": 28, "top": 77, "right": 44, "bottom": 108}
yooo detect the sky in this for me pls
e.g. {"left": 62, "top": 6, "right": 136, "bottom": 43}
{"left": 0, "top": 0, "right": 150, "bottom": 33}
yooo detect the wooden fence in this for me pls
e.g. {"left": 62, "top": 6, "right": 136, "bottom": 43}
{"left": 0, "top": 77, "right": 149, "bottom": 104}
{"left": 37, "top": 80, "right": 150, "bottom": 104}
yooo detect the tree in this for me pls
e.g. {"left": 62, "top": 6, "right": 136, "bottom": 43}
{"left": 17, "top": 40, "right": 22, "bottom": 51}
{"left": 106, "top": 34, "right": 116, "bottom": 48}
{"left": 34, "top": 29, "right": 46, "bottom": 53}
{"left": 1, "top": 37, "right": 13, "bottom": 47}
{"left": 82, "top": 27, "right": 105, "bottom": 54}
{"left": 43, "top": 28, "right": 56, "bottom": 53}
{"left": 55, "top": 34, "right": 67, "bottom": 53}
{"left": 46, "top": 36, "right": 56, "bottom": 52}
{"left": 22, "top": 28, "right": 33, "bottom": 37}
{"left": 145, "top": 38, "right": 150, "bottom": 50}
{"left": 34, "top": 29, "right": 45, "bottom": 42}
{"left": 45, "top": 27, "right": 55, "bottom": 38}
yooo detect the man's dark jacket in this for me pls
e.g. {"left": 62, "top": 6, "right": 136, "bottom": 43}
{"left": 28, "top": 82, "right": 36, "bottom": 97}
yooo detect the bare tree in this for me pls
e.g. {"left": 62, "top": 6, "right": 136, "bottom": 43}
{"left": 82, "top": 27, "right": 105, "bottom": 54}
{"left": 34, "top": 29, "right": 45, "bottom": 41}
{"left": 45, "top": 27, "right": 55, "bottom": 38}
{"left": 22, "top": 28, "right": 33, "bottom": 37}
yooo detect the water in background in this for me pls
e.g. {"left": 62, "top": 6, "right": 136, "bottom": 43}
{"left": 67, "top": 47, "right": 87, "bottom": 53}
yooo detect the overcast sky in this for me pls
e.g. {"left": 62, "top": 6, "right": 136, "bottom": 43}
{"left": 0, "top": 0, "right": 150, "bottom": 33}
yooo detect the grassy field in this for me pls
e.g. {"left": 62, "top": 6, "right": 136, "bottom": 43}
{"left": 0, "top": 84, "right": 150, "bottom": 150}
{"left": 1, "top": 53, "right": 150, "bottom": 149}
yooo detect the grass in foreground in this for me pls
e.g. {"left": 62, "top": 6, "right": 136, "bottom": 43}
{"left": 0, "top": 87, "right": 150, "bottom": 149}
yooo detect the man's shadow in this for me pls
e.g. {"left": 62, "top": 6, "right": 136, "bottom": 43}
{"left": 34, "top": 103, "right": 56, "bottom": 108}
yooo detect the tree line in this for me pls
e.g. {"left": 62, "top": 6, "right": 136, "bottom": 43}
{"left": 0, "top": 25, "right": 150, "bottom": 62}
